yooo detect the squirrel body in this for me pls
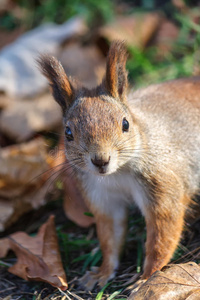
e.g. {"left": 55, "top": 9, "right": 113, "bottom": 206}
{"left": 38, "top": 42, "right": 200, "bottom": 290}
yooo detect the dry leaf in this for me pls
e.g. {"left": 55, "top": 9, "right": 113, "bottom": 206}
{"left": 129, "top": 262, "right": 200, "bottom": 300}
{"left": 0, "top": 138, "right": 54, "bottom": 231}
{"left": 152, "top": 18, "right": 179, "bottom": 56}
{"left": 98, "top": 13, "right": 161, "bottom": 49}
{"left": 63, "top": 174, "right": 95, "bottom": 227}
{"left": 0, "top": 134, "right": 94, "bottom": 231}
{"left": 0, "top": 215, "right": 68, "bottom": 290}
{"left": 0, "top": 94, "right": 62, "bottom": 142}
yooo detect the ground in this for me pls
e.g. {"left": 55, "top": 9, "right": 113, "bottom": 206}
{"left": 1, "top": 196, "right": 200, "bottom": 300}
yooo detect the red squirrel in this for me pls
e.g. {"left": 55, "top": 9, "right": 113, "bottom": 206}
{"left": 38, "top": 41, "right": 200, "bottom": 290}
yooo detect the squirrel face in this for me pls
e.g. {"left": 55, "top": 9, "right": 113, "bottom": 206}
{"left": 38, "top": 41, "right": 140, "bottom": 176}
{"left": 63, "top": 94, "right": 136, "bottom": 175}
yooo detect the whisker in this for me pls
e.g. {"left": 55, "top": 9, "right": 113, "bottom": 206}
{"left": 28, "top": 161, "right": 69, "bottom": 184}
{"left": 43, "top": 158, "right": 85, "bottom": 197}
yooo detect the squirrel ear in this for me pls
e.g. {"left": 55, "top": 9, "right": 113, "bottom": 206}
{"left": 37, "top": 55, "right": 74, "bottom": 112}
{"left": 105, "top": 40, "right": 128, "bottom": 102}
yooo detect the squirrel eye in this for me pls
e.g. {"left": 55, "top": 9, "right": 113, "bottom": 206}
{"left": 65, "top": 126, "right": 74, "bottom": 141}
{"left": 122, "top": 118, "right": 129, "bottom": 132}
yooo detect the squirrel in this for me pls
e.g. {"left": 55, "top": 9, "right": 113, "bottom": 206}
{"left": 38, "top": 40, "right": 200, "bottom": 290}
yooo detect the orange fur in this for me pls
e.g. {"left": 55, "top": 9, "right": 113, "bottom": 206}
{"left": 143, "top": 200, "right": 185, "bottom": 278}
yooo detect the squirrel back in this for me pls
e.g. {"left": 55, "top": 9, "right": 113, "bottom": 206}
{"left": 129, "top": 78, "right": 200, "bottom": 197}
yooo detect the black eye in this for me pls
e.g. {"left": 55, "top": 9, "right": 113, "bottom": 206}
{"left": 65, "top": 126, "right": 74, "bottom": 141}
{"left": 122, "top": 118, "right": 129, "bottom": 132}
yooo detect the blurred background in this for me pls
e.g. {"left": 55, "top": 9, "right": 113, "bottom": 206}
{"left": 1, "top": 0, "right": 200, "bottom": 299}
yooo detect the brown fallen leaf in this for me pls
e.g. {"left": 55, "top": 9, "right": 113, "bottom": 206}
{"left": 0, "top": 94, "right": 62, "bottom": 142}
{"left": 0, "top": 133, "right": 94, "bottom": 231}
{"left": 129, "top": 262, "right": 200, "bottom": 300}
{"left": 97, "top": 13, "right": 161, "bottom": 49}
{"left": 0, "top": 215, "right": 68, "bottom": 290}
{"left": 152, "top": 18, "right": 179, "bottom": 57}
{"left": 0, "top": 137, "right": 55, "bottom": 231}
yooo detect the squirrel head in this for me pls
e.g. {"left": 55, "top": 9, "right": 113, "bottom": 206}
{"left": 38, "top": 41, "right": 141, "bottom": 175}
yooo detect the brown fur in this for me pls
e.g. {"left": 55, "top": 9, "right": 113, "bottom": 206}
{"left": 37, "top": 55, "right": 74, "bottom": 111}
{"left": 105, "top": 41, "right": 128, "bottom": 101}
{"left": 38, "top": 41, "right": 200, "bottom": 290}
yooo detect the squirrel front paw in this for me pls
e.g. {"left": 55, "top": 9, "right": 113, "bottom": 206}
{"left": 79, "top": 266, "right": 115, "bottom": 291}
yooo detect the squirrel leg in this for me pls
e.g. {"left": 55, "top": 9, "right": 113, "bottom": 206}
{"left": 142, "top": 193, "right": 189, "bottom": 279}
{"left": 79, "top": 205, "right": 127, "bottom": 290}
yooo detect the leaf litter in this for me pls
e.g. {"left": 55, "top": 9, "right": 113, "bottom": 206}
{"left": 0, "top": 215, "right": 68, "bottom": 291}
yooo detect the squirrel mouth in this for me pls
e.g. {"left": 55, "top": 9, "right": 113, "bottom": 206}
{"left": 98, "top": 167, "right": 107, "bottom": 174}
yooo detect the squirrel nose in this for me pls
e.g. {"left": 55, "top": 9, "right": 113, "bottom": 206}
{"left": 91, "top": 155, "right": 110, "bottom": 168}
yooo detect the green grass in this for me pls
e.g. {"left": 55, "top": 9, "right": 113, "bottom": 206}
{"left": 127, "top": 11, "right": 200, "bottom": 87}
{"left": 15, "top": 0, "right": 114, "bottom": 30}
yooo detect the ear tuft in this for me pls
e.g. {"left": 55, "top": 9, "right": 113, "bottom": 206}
{"left": 37, "top": 54, "right": 74, "bottom": 111}
{"left": 105, "top": 40, "right": 128, "bottom": 102}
